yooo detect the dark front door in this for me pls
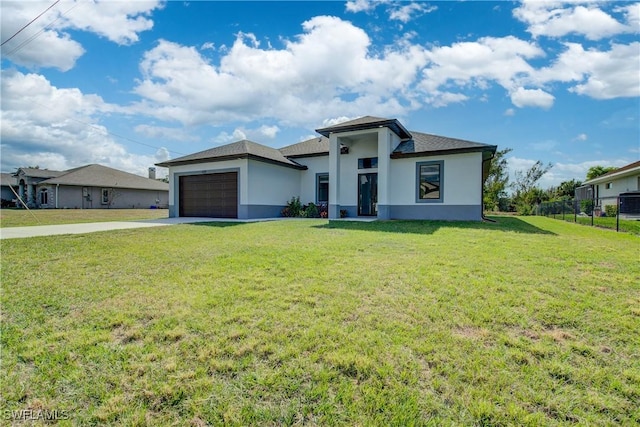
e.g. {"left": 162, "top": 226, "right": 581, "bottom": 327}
{"left": 358, "top": 173, "right": 377, "bottom": 216}
{"left": 179, "top": 172, "right": 238, "bottom": 218}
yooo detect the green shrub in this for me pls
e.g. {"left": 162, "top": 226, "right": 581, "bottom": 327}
{"left": 282, "top": 197, "right": 303, "bottom": 217}
{"left": 517, "top": 203, "right": 533, "bottom": 216}
{"left": 305, "top": 203, "right": 319, "bottom": 218}
{"left": 604, "top": 204, "right": 618, "bottom": 217}
{"left": 580, "top": 199, "right": 594, "bottom": 215}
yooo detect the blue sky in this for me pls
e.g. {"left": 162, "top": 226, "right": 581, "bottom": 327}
{"left": 1, "top": 0, "right": 638, "bottom": 188}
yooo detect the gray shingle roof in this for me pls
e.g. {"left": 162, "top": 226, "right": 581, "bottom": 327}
{"left": 392, "top": 131, "right": 496, "bottom": 157}
{"left": 1, "top": 173, "right": 16, "bottom": 186}
{"left": 40, "top": 164, "right": 169, "bottom": 191}
{"left": 15, "top": 168, "right": 65, "bottom": 179}
{"left": 279, "top": 137, "right": 330, "bottom": 158}
{"left": 315, "top": 116, "right": 412, "bottom": 139}
{"left": 157, "top": 139, "right": 305, "bottom": 169}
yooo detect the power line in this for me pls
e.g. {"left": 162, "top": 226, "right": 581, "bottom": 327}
{"left": 2, "top": 1, "right": 79, "bottom": 58}
{"left": 1, "top": 0, "right": 60, "bottom": 47}
{"left": 32, "top": 101, "right": 186, "bottom": 157}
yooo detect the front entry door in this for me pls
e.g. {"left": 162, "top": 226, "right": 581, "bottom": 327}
{"left": 358, "top": 173, "right": 378, "bottom": 216}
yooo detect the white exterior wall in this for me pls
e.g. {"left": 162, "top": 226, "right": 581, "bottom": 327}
{"left": 389, "top": 151, "right": 483, "bottom": 205}
{"left": 246, "top": 160, "right": 301, "bottom": 206}
{"left": 295, "top": 156, "right": 330, "bottom": 203}
{"left": 595, "top": 173, "right": 640, "bottom": 207}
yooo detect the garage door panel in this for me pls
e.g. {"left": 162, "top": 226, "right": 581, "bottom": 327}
{"left": 179, "top": 172, "right": 238, "bottom": 218}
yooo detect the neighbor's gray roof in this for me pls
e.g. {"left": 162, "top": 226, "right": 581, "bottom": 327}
{"left": 15, "top": 168, "right": 65, "bottom": 179}
{"left": 0, "top": 173, "right": 17, "bottom": 187}
{"left": 391, "top": 131, "right": 496, "bottom": 158}
{"left": 40, "top": 164, "right": 169, "bottom": 191}
{"left": 156, "top": 139, "right": 306, "bottom": 169}
{"left": 315, "top": 116, "right": 412, "bottom": 139}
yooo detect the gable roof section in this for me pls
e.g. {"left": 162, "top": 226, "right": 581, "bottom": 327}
{"left": 391, "top": 131, "right": 496, "bottom": 159}
{"left": 1, "top": 173, "right": 17, "bottom": 187}
{"left": 40, "top": 164, "right": 169, "bottom": 191}
{"left": 15, "top": 168, "right": 65, "bottom": 179}
{"left": 582, "top": 160, "right": 640, "bottom": 185}
{"left": 156, "top": 139, "right": 306, "bottom": 169}
{"left": 315, "top": 116, "right": 412, "bottom": 139}
{"left": 278, "top": 136, "right": 340, "bottom": 158}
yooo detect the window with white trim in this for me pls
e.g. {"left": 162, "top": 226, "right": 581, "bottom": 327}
{"left": 101, "top": 188, "right": 110, "bottom": 204}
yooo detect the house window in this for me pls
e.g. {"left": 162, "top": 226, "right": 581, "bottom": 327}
{"left": 101, "top": 188, "right": 110, "bottom": 204}
{"left": 416, "top": 161, "right": 443, "bottom": 202}
{"left": 316, "top": 174, "right": 329, "bottom": 203}
{"left": 358, "top": 157, "right": 378, "bottom": 169}
{"left": 39, "top": 189, "right": 48, "bottom": 206}
{"left": 605, "top": 182, "right": 612, "bottom": 189}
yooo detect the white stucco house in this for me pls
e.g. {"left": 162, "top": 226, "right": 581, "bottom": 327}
{"left": 157, "top": 116, "right": 497, "bottom": 220}
{"left": 580, "top": 160, "right": 640, "bottom": 216}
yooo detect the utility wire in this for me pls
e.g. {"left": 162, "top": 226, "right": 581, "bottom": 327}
{"left": 33, "top": 101, "right": 186, "bottom": 157}
{"left": 1, "top": 0, "right": 60, "bottom": 47}
{"left": 3, "top": 1, "right": 79, "bottom": 58}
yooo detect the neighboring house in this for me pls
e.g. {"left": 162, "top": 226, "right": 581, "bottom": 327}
{"left": 14, "top": 164, "right": 169, "bottom": 209}
{"left": 158, "top": 116, "right": 497, "bottom": 220}
{"left": 580, "top": 160, "right": 640, "bottom": 216}
{"left": 1, "top": 172, "right": 19, "bottom": 206}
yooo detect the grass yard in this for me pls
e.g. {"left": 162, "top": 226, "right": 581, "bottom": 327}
{"left": 0, "top": 208, "right": 168, "bottom": 228}
{"left": 570, "top": 215, "right": 640, "bottom": 235}
{"left": 1, "top": 217, "right": 639, "bottom": 425}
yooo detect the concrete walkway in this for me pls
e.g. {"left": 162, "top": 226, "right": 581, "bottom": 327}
{"left": 0, "top": 217, "right": 283, "bottom": 240}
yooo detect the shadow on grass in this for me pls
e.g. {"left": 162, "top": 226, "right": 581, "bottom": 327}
{"left": 313, "top": 216, "right": 555, "bottom": 235}
{"left": 187, "top": 221, "right": 246, "bottom": 228}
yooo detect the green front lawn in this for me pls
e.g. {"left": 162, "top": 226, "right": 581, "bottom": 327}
{"left": 0, "top": 208, "right": 168, "bottom": 227}
{"left": 1, "top": 217, "right": 639, "bottom": 425}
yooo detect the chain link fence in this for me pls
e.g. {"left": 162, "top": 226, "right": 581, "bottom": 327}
{"left": 537, "top": 192, "right": 640, "bottom": 234}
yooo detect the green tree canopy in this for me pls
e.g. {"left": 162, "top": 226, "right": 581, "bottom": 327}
{"left": 483, "top": 147, "right": 512, "bottom": 211}
{"left": 586, "top": 165, "right": 617, "bottom": 180}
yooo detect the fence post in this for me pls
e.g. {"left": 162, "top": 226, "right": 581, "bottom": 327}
{"left": 616, "top": 196, "right": 620, "bottom": 232}
{"left": 591, "top": 196, "right": 595, "bottom": 227}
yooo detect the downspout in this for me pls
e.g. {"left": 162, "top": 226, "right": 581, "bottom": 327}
{"left": 481, "top": 152, "right": 496, "bottom": 222}
{"left": 55, "top": 183, "right": 59, "bottom": 208}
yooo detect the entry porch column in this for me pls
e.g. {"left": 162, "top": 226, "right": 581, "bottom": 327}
{"left": 328, "top": 133, "right": 341, "bottom": 219}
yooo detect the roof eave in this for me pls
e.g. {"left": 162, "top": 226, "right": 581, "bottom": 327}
{"left": 583, "top": 167, "right": 640, "bottom": 185}
{"left": 390, "top": 145, "right": 497, "bottom": 159}
{"left": 156, "top": 154, "right": 307, "bottom": 170}
{"left": 315, "top": 119, "right": 412, "bottom": 139}
{"left": 283, "top": 152, "right": 330, "bottom": 159}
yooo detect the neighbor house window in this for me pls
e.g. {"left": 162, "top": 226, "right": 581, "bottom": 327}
{"left": 358, "top": 157, "right": 378, "bottom": 169}
{"left": 605, "top": 182, "right": 612, "bottom": 189}
{"left": 39, "top": 189, "right": 48, "bottom": 206}
{"left": 317, "top": 174, "right": 329, "bottom": 203}
{"left": 416, "top": 161, "right": 443, "bottom": 202}
{"left": 101, "top": 188, "right": 110, "bottom": 204}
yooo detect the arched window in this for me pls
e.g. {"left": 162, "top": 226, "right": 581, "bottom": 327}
{"left": 39, "top": 189, "right": 48, "bottom": 206}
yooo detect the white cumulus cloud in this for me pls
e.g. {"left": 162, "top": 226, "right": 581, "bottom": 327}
{"left": 510, "top": 87, "right": 555, "bottom": 109}
{"left": 513, "top": 1, "right": 634, "bottom": 40}
{"left": 0, "top": 0, "right": 162, "bottom": 70}
{"left": 0, "top": 70, "right": 165, "bottom": 176}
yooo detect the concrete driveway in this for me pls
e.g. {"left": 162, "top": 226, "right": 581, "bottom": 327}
{"left": 0, "top": 217, "right": 278, "bottom": 240}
